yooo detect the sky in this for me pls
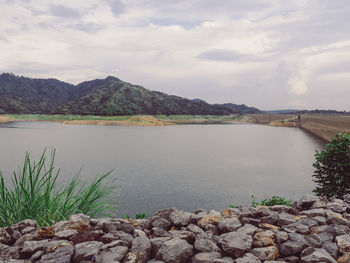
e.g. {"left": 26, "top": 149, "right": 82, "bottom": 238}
{"left": 0, "top": 0, "right": 350, "bottom": 110}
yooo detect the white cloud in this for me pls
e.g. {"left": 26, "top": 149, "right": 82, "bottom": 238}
{"left": 0, "top": 0, "right": 350, "bottom": 109}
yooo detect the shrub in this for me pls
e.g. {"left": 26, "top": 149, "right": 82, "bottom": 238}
{"left": 312, "top": 133, "right": 350, "bottom": 198}
{"left": 0, "top": 149, "right": 118, "bottom": 227}
{"left": 251, "top": 195, "right": 293, "bottom": 207}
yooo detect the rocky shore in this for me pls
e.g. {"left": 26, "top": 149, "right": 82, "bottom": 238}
{"left": 2, "top": 195, "right": 350, "bottom": 262}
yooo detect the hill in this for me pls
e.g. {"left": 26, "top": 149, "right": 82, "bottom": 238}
{"left": 0, "top": 73, "right": 234, "bottom": 115}
{"left": 216, "top": 103, "right": 262, "bottom": 114}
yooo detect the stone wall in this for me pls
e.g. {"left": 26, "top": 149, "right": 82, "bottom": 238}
{"left": 1, "top": 195, "right": 350, "bottom": 262}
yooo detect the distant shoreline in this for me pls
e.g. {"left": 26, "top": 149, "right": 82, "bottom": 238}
{"left": 1, "top": 114, "right": 349, "bottom": 141}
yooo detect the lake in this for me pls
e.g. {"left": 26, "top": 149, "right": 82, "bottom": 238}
{"left": 0, "top": 121, "right": 325, "bottom": 217}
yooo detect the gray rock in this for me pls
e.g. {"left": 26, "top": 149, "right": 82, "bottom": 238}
{"left": 11, "top": 220, "right": 38, "bottom": 234}
{"left": 112, "top": 230, "right": 134, "bottom": 247}
{"left": 169, "top": 230, "right": 195, "bottom": 244}
{"left": 30, "top": 250, "right": 44, "bottom": 262}
{"left": 321, "top": 241, "right": 338, "bottom": 259}
{"left": 218, "top": 231, "right": 252, "bottom": 258}
{"left": 299, "top": 195, "right": 319, "bottom": 208}
{"left": 37, "top": 246, "right": 74, "bottom": 263}
{"left": 283, "top": 222, "right": 309, "bottom": 234}
{"left": 260, "top": 214, "right": 278, "bottom": 225}
{"left": 213, "top": 257, "right": 234, "bottom": 263}
{"left": 190, "top": 210, "right": 208, "bottom": 224}
{"left": 13, "top": 234, "right": 34, "bottom": 247}
{"left": 54, "top": 229, "right": 77, "bottom": 239}
{"left": 131, "top": 236, "right": 152, "bottom": 257}
{"left": 95, "top": 240, "right": 129, "bottom": 263}
{"left": 233, "top": 253, "right": 261, "bottom": 263}
{"left": 325, "top": 224, "right": 350, "bottom": 236}
{"left": 301, "top": 208, "right": 326, "bottom": 217}
{"left": 283, "top": 256, "right": 299, "bottom": 263}
{"left": 68, "top": 214, "right": 90, "bottom": 224}
{"left": 20, "top": 240, "right": 48, "bottom": 258}
{"left": 218, "top": 217, "right": 241, "bottom": 232}
{"left": 278, "top": 213, "right": 296, "bottom": 227}
{"left": 300, "top": 247, "right": 337, "bottom": 263}
{"left": 123, "top": 251, "right": 148, "bottom": 263}
{"left": 0, "top": 246, "right": 20, "bottom": 260}
{"left": 288, "top": 232, "right": 309, "bottom": 248}
{"left": 271, "top": 229, "right": 289, "bottom": 244}
{"left": 73, "top": 241, "right": 103, "bottom": 262}
{"left": 313, "top": 216, "right": 327, "bottom": 225}
{"left": 251, "top": 246, "right": 279, "bottom": 261}
{"left": 186, "top": 224, "right": 205, "bottom": 235}
{"left": 192, "top": 252, "right": 221, "bottom": 263}
{"left": 336, "top": 234, "right": 350, "bottom": 253}
{"left": 279, "top": 241, "right": 303, "bottom": 256}
{"left": 236, "top": 224, "right": 257, "bottom": 236}
{"left": 5, "top": 227, "right": 21, "bottom": 242}
{"left": 150, "top": 237, "right": 172, "bottom": 258}
{"left": 156, "top": 238, "right": 193, "bottom": 263}
{"left": 151, "top": 218, "right": 171, "bottom": 229}
{"left": 315, "top": 231, "right": 333, "bottom": 243}
{"left": 296, "top": 217, "right": 318, "bottom": 228}
{"left": 306, "top": 233, "right": 322, "bottom": 248}
{"left": 169, "top": 210, "right": 192, "bottom": 227}
{"left": 152, "top": 227, "right": 172, "bottom": 238}
{"left": 194, "top": 238, "right": 221, "bottom": 253}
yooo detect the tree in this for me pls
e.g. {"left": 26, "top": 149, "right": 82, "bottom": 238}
{"left": 312, "top": 133, "right": 350, "bottom": 198}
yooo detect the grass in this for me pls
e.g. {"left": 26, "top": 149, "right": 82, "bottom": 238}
{"left": 0, "top": 149, "right": 118, "bottom": 227}
{"left": 251, "top": 195, "right": 293, "bottom": 207}
{"left": 124, "top": 212, "right": 147, "bottom": 219}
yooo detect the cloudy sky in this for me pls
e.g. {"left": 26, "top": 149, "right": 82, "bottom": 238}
{"left": 1, "top": 0, "right": 350, "bottom": 110}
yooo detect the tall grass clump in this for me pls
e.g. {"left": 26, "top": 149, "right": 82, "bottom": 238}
{"left": 0, "top": 149, "right": 117, "bottom": 227}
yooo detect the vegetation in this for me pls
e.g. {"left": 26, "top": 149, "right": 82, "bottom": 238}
{"left": 0, "top": 149, "right": 117, "bottom": 227}
{"left": 312, "top": 133, "right": 350, "bottom": 198}
{"left": 124, "top": 212, "right": 147, "bottom": 219}
{"left": 216, "top": 103, "right": 262, "bottom": 114}
{"left": 0, "top": 73, "right": 234, "bottom": 115}
{"left": 251, "top": 195, "right": 293, "bottom": 207}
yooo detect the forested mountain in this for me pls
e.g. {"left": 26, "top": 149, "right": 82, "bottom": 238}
{"left": 0, "top": 73, "right": 234, "bottom": 115}
{"left": 216, "top": 103, "right": 262, "bottom": 114}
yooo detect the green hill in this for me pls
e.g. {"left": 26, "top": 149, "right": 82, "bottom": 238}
{"left": 0, "top": 73, "right": 234, "bottom": 115}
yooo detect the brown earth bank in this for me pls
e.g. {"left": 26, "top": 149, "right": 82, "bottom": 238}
{"left": 2, "top": 195, "right": 350, "bottom": 262}
{"left": 300, "top": 115, "right": 350, "bottom": 142}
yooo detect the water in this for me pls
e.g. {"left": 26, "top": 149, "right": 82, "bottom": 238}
{"left": 0, "top": 121, "right": 325, "bottom": 217}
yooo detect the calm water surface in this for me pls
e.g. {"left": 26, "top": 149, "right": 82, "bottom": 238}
{"left": 0, "top": 121, "right": 325, "bottom": 217}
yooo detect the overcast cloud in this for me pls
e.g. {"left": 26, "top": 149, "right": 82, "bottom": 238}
{"left": 0, "top": 0, "right": 349, "bottom": 110}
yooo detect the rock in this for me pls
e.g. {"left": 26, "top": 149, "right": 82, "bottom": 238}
{"left": 279, "top": 241, "right": 303, "bottom": 256}
{"left": 190, "top": 210, "right": 208, "bottom": 224}
{"left": 300, "top": 247, "right": 337, "bottom": 263}
{"left": 322, "top": 241, "right": 338, "bottom": 259}
{"left": 100, "top": 219, "right": 134, "bottom": 234}
{"left": 131, "top": 236, "right": 151, "bottom": 257}
{"left": 0, "top": 246, "right": 20, "bottom": 260}
{"left": 68, "top": 214, "right": 90, "bottom": 224}
{"left": 186, "top": 224, "right": 204, "bottom": 235}
{"left": 44, "top": 240, "right": 73, "bottom": 253}
{"left": 11, "top": 220, "right": 38, "bottom": 234}
{"left": 218, "top": 217, "right": 242, "bottom": 232}
{"left": 13, "top": 234, "right": 34, "bottom": 247}
{"left": 301, "top": 208, "right": 326, "bottom": 217}
{"left": 53, "top": 220, "right": 89, "bottom": 233}
{"left": 253, "top": 230, "right": 277, "bottom": 247}
{"left": 261, "top": 214, "right": 279, "bottom": 225}
{"left": 54, "top": 229, "right": 77, "bottom": 239}
{"left": 326, "top": 224, "right": 350, "bottom": 236}
{"left": 236, "top": 224, "right": 257, "bottom": 235}
{"left": 299, "top": 195, "right": 319, "bottom": 208}
{"left": 30, "top": 250, "right": 44, "bottom": 262}
{"left": 192, "top": 252, "right": 221, "bottom": 263}
{"left": 123, "top": 251, "right": 148, "bottom": 263}
{"left": 194, "top": 237, "right": 221, "bottom": 253}
{"left": 73, "top": 241, "right": 103, "bottom": 262}
{"left": 283, "top": 255, "right": 300, "bottom": 263}
{"left": 218, "top": 231, "right": 252, "bottom": 258}
{"left": 169, "top": 230, "right": 195, "bottom": 244}
{"left": 5, "top": 227, "right": 21, "bottom": 242}
{"left": 152, "top": 227, "right": 172, "bottom": 238}
{"left": 296, "top": 217, "right": 318, "bottom": 228}
{"left": 199, "top": 210, "right": 221, "bottom": 227}
{"left": 151, "top": 218, "right": 171, "bottom": 229}
{"left": 0, "top": 228, "right": 12, "bottom": 245}
{"left": 338, "top": 252, "right": 350, "bottom": 263}
{"left": 69, "top": 228, "right": 104, "bottom": 244}
{"left": 95, "top": 240, "right": 129, "bottom": 263}
{"left": 150, "top": 237, "right": 172, "bottom": 258}
{"left": 288, "top": 232, "right": 309, "bottom": 248}
{"left": 336, "top": 234, "right": 350, "bottom": 253}
{"left": 306, "top": 233, "right": 322, "bottom": 248}
{"left": 213, "top": 257, "right": 234, "bottom": 263}
{"left": 169, "top": 210, "right": 192, "bottom": 227}
{"left": 271, "top": 229, "right": 289, "bottom": 244}
{"left": 156, "top": 238, "right": 193, "bottom": 263}
{"left": 37, "top": 246, "right": 74, "bottom": 263}
{"left": 277, "top": 213, "right": 296, "bottom": 227}
{"left": 251, "top": 246, "right": 279, "bottom": 261}
{"left": 20, "top": 240, "right": 49, "bottom": 258}
{"left": 233, "top": 253, "right": 261, "bottom": 263}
